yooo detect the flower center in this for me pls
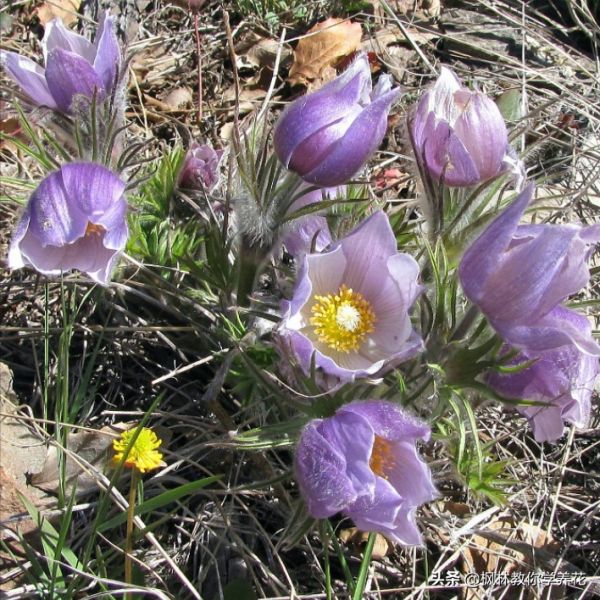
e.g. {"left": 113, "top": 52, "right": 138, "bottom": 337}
{"left": 369, "top": 435, "right": 396, "bottom": 479}
{"left": 310, "top": 284, "right": 375, "bottom": 353}
{"left": 85, "top": 222, "right": 106, "bottom": 236}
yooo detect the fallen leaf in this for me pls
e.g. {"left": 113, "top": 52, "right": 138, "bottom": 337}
{"left": 30, "top": 423, "right": 171, "bottom": 496}
{"left": 460, "top": 517, "right": 563, "bottom": 600}
{"left": 161, "top": 86, "right": 194, "bottom": 110}
{"left": 30, "top": 426, "right": 120, "bottom": 495}
{"left": 36, "top": 0, "right": 82, "bottom": 27}
{"left": 288, "top": 18, "right": 362, "bottom": 88}
{"left": 235, "top": 32, "right": 292, "bottom": 71}
{"left": 339, "top": 527, "right": 390, "bottom": 559}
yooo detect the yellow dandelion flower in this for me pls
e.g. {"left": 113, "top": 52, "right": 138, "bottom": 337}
{"left": 113, "top": 427, "right": 164, "bottom": 474}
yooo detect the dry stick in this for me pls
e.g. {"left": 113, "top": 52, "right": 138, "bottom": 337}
{"left": 192, "top": 7, "right": 203, "bottom": 125}
{"left": 378, "top": 0, "right": 437, "bottom": 75}
{"left": 222, "top": 10, "right": 240, "bottom": 241}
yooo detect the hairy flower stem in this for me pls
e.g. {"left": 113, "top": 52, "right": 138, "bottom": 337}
{"left": 124, "top": 469, "right": 139, "bottom": 598}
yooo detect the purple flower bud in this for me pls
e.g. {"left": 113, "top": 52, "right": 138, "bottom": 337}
{"left": 487, "top": 308, "right": 599, "bottom": 442}
{"left": 8, "top": 162, "right": 128, "bottom": 285}
{"left": 280, "top": 185, "right": 344, "bottom": 259}
{"left": 274, "top": 53, "right": 401, "bottom": 187}
{"left": 178, "top": 143, "right": 223, "bottom": 191}
{"left": 1, "top": 13, "right": 121, "bottom": 113}
{"left": 459, "top": 184, "right": 600, "bottom": 355}
{"left": 411, "top": 67, "right": 510, "bottom": 187}
{"left": 295, "top": 400, "right": 437, "bottom": 544}
{"left": 280, "top": 211, "right": 424, "bottom": 382}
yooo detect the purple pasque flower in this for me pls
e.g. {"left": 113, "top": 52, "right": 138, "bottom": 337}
{"left": 274, "top": 53, "right": 401, "bottom": 187}
{"left": 280, "top": 185, "right": 345, "bottom": 258}
{"left": 487, "top": 308, "right": 599, "bottom": 442}
{"left": 280, "top": 211, "right": 423, "bottom": 382}
{"left": 178, "top": 143, "right": 223, "bottom": 191}
{"left": 1, "top": 13, "right": 121, "bottom": 113}
{"left": 8, "top": 162, "right": 128, "bottom": 285}
{"left": 459, "top": 184, "right": 600, "bottom": 355}
{"left": 411, "top": 67, "right": 510, "bottom": 187}
{"left": 295, "top": 400, "right": 437, "bottom": 544}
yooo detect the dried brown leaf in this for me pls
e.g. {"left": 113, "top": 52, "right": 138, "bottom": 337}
{"left": 339, "top": 527, "right": 390, "bottom": 559}
{"left": 288, "top": 18, "right": 362, "bottom": 88}
{"left": 30, "top": 425, "right": 121, "bottom": 495}
{"left": 36, "top": 0, "right": 82, "bottom": 27}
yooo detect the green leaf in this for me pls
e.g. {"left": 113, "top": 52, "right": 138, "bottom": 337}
{"left": 98, "top": 476, "right": 221, "bottom": 531}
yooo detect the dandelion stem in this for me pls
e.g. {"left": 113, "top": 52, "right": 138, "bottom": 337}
{"left": 125, "top": 468, "right": 139, "bottom": 598}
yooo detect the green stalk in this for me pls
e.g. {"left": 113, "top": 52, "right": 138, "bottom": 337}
{"left": 352, "top": 532, "right": 376, "bottom": 600}
{"left": 124, "top": 468, "right": 139, "bottom": 598}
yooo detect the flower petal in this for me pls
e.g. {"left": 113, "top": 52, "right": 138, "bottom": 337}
{"left": 60, "top": 162, "right": 127, "bottom": 218}
{"left": 482, "top": 224, "right": 586, "bottom": 324}
{"left": 422, "top": 116, "right": 481, "bottom": 186}
{"left": 274, "top": 54, "right": 371, "bottom": 168}
{"left": 346, "top": 478, "right": 425, "bottom": 545}
{"left": 305, "top": 245, "right": 347, "bottom": 297}
{"left": 340, "top": 401, "right": 431, "bottom": 443}
{"left": 319, "top": 410, "right": 376, "bottom": 498}
{"left": 303, "top": 85, "right": 401, "bottom": 186}
{"left": 92, "top": 13, "right": 121, "bottom": 93}
{"left": 428, "top": 66, "right": 462, "bottom": 123}
{"left": 459, "top": 184, "right": 534, "bottom": 303}
{"left": 295, "top": 421, "right": 357, "bottom": 518}
{"left": 42, "top": 18, "right": 95, "bottom": 63}
{"left": 385, "top": 440, "right": 438, "bottom": 506}
{"left": 453, "top": 92, "right": 507, "bottom": 180}
{"left": 45, "top": 48, "right": 105, "bottom": 112}
{"left": 0, "top": 51, "right": 58, "bottom": 109}
{"left": 27, "top": 168, "right": 88, "bottom": 246}
{"left": 339, "top": 211, "right": 398, "bottom": 295}
{"left": 502, "top": 306, "right": 600, "bottom": 356}
{"left": 8, "top": 206, "right": 32, "bottom": 269}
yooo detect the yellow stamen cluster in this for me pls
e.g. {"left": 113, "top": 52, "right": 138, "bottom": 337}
{"left": 369, "top": 435, "right": 396, "bottom": 479}
{"left": 113, "top": 427, "right": 164, "bottom": 474}
{"left": 310, "top": 284, "right": 375, "bottom": 353}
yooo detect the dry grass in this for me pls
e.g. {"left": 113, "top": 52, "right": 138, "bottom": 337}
{"left": 1, "top": 0, "right": 599, "bottom": 598}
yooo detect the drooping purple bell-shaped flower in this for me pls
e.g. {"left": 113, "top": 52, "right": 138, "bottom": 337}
{"left": 274, "top": 53, "right": 401, "bottom": 187}
{"left": 178, "top": 143, "right": 223, "bottom": 191}
{"left": 459, "top": 184, "right": 600, "bottom": 355}
{"left": 8, "top": 162, "right": 128, "bottom": 285}
{"left": 411, "top": 67, "right": 511, "bottom": 187}
{"left": 1, "top": 13, "right": 121, "bottom": 113}
{"left": 487, "top": 308, "right": 599, "bottom": 442}
{"left": 295, "top": 400, "right": 437, "bottom": 545}
{"left": 280, "top": 211, "right": 424, "bottom": 382}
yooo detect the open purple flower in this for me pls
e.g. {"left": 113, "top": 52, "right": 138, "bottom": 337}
{"left": 1, "top": 13, "right": 121, "bottom": 113}
{"left": 411, "top": 67, "right": 510, "bottom": 187}
{"left": 8, "top": 162, "right": 128, "bottom": 285}
{"left": 280, "top": 185, "right": 346, "bottom": 259}
{"left": 487, "top": 308, "right": 599, "bottom": 442}
{"left": 178, "top": 143, "right": 223, "bottom": 191}
{"left": 280, "top": 211, "right": 423, "bottom": 382}
{"left": 295, "top": 400, "right": 437, "bottom": 544}
{"left": 459, "top": 184, "right": 600, "bottom": 355}
{"left": 274, "top": 53, "right": 401, "bottom": 187}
